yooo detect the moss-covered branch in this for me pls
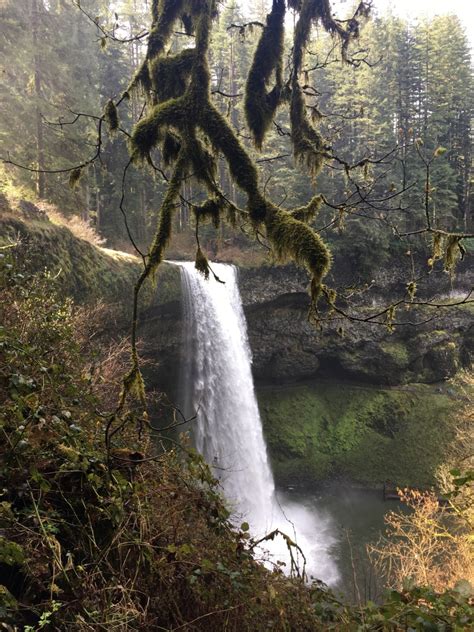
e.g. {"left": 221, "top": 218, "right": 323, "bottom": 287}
{"left": 122, "top": 0, "right": 368, "bottom": 405}
{"left": 245, "top": 0, "right": 285, "bottom": 147}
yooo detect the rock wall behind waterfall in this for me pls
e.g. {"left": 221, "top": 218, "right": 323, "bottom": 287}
{"left": 140, "top": 263, "right": 472, "bottom": 391}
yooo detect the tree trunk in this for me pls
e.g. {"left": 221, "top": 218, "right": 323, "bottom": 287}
{"left": 31, "top": 0, "right": 46, "bottom": 198}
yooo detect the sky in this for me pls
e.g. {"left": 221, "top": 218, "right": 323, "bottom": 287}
{"left": 362, "top": 0, "right": 474, "bottom": 51}
{"left": 241, "top": 1, "right": 474, "bottom": 55}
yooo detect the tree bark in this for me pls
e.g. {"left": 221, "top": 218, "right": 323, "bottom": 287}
{"left": 31, "top": 0, "right": 46, "bottom": 198}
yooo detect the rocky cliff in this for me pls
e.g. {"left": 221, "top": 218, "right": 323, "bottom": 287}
{"left": 142, "top": 262, "right": 472, "bottom": 392}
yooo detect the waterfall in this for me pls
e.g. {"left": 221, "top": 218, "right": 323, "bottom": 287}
{"left": 177, "top": 261, "right": 339, "bottom": 584}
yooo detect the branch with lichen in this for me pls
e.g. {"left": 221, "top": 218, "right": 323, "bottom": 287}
{"left": 118, "top": 0, "right": 369, "bottom": 410}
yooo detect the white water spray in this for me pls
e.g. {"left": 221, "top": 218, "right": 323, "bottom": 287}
{"left": 177, "top": 261, "right": 338, "bottom": 584}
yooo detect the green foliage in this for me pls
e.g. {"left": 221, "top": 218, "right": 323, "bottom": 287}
{"left": 0, "top": 538, "right": 25, "bottom": 566}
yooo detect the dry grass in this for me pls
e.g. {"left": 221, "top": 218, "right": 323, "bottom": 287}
{"left": 39, "top": 202, "right": 106, "bottom": 247}
{"left": 73, "top": 301, "right": 157, "bottom": 411}
{"left": 99, "top": 246, "right": 140, "bottom": 263}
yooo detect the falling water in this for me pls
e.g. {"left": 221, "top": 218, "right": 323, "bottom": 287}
{"left": 177, "top": 261, "right": 339, "bottom": 584}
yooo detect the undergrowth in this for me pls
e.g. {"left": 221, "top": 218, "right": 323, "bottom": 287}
{"left": 0, "top": 249, "right": 472, "bottom": 630}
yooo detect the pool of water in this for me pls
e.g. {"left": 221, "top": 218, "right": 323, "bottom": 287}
{"left": 276, "top": 485, "right": 404, "bottom": 600}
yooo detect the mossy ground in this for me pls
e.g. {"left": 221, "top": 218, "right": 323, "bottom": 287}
{"left": 258, "top": 381, "right": 462, "bottom": 488}
{"left": 0, "top": 199, "right": 181, "bottom": 312}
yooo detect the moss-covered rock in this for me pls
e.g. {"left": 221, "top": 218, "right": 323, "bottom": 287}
{"left": 379, "top": 341, "right": 410, "bottom": 367}
{"left": 258, "top": 381, "right": 463, "bottom": 488}
{"left": 244, "top": 280, "right": 471, "bottom": 386}
{"left": 0, "top": 197, "right": 181, "bottom": 312}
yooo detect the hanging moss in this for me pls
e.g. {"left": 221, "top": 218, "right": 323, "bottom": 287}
{"left": 444, "top": 235, "right": 462, "bottom": 275}
{"left": 127, "top": 0, "right": 363, "bottom": 285}
{"left": 128, "top": 62, "right": 152, "bottom": 99}
{"left": 68, "top": 167, "right": 82, "bottom": 189}
{"left": 432, "top": 232, "right": 444, "bottom": 260}
{"left": 128, "top": 0, "right": 187, "bottom": 97}
{"left": 104, "top": 99, "right": 119, "bottom": 134}
{"left": 290, "top": 82, "right": 326, "bottom": 177}
{"left": 151, "top": 0, "right": 160, "bottom": 22}
{"left": 290, "top": 194, "right": 323, "bottom": 223}
{"left": 287, "top": 0, "right": 302, "bottom": 10}
{"left": 126, "top": 0, "right": 368, "bottom": 345}
{"left": 428, "top": 232, "right": 444, "bottom": 268}
{"left": 162, "top": 132, "right": 182, "bottom": 166}
{"left": 149, "top": 48, "right": 195, "bottom": 102}
{"left": 292, "top": 0, "right": 367, "bottom": 66}
{"left": 325, "top": 286, "right": 337, "bottom": 306}
{"left": 129, "top": 98, "right": 186, "bottom": 162}
{"left": 265, "top": 205, "right": 331, "bottom": 304}
{"left": 244, "top": 0, "right": 285, "bottom": 148}
{"left": 184, "top": 134, "right": 217, "bottom": 188}
{"left": 146, "top": 153, "right": 186, "bottom": 274}
{"left": 386, "top": 304, "right": 396, "bottom": 333}
{"left": 292, "top": 0, "right": 318, "bottom": 73}
{"left": 147, "top": 0, "right": 186, "bottom": 61}
{"left": 195, "top": 246, "right": 210, "bottom": 279}
{"left": 181, "top": 13, "right": 195, "bottom": 35}
{"left": 407, "top": 281, "right": 417, "bottom": 301}
{"left": 200, "top": 105, "right": 260, "bottom": 198}
{"left": 193, "top": 198, "right": 221, "bottom": 229}
{"left": 288, "top": 0, "right": 368, "bottom": 174}
{"left": 290, "top": 4, "right": 326, "bottom": 174}
{"left": 120, "top": 364, "right": 146, "bottom": 409}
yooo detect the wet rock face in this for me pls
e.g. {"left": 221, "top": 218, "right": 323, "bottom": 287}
{"left": 241, "top": 266, "right": 472, "bottom": 386}
{"left": 245, "top": 296, "right": 470, "bottom": 385}
{"left": 139, "top": 299, "right": 182, "bottom": 396}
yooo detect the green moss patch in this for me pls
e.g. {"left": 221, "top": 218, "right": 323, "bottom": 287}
{"left": 258, "top": 381, "right": 460, "bottom": 488}
{"left": 0, "top": 208, "right": 181, "bottom": 311}
{"left": 379, "top": 341, "right": 410, "bottom": 367}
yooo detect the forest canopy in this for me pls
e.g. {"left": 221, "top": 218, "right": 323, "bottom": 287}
{"left": 1, "top": 0, "right": 472, "bottom": 263}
